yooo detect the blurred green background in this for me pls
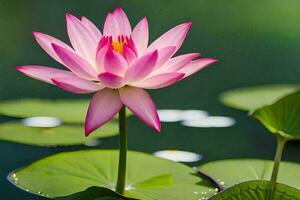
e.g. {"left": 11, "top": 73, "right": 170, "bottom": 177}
{"left": 1, "top": 0, "right": 300, "bottom": 199}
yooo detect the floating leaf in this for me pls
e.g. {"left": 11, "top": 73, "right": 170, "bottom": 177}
{"left": 198, "top": 159, "right": 300, "bottom": 190}
{"left": 8, "top": 150, "right": 214, "bottom": 200}
{"left": 209, "top": 180, "right": 300, "bottom": 200}
{"left": 252, "top": 91, "right": 300, "bottom": 140}
{"left": 219, "top": 84, "right": 299, "bottom": 111}
{"left": 0, "top": 122, "right": 117, "bottom": 146}
{"left": 56, "top": 186, "right": 136, "bottom": 200}
{"left": 0, "top": 99, "right": 131, "bottom": 123}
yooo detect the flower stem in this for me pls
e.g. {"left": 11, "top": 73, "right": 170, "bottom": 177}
{"left": 116, "top": 106, "right": 127, "bottom": 194}
{"left": 270, "top": 136, "right": 287, "bottom": 184}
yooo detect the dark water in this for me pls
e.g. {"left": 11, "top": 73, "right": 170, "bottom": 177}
{"left": 1, "top": 0, "right": 300, "bottom": 199}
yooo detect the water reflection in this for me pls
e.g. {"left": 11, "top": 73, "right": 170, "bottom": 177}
{"left": 182, "top": 116, "right": 236, "bottom": 128}
{"left": 157, "top": 109, "right": 183, "bottom": 122}
{"left": 21, "top": 117, "right": 62, "bottom": 128}
{"left": 158, "top": 109, "right": 235, "bottom": 128}
{"left": 153, "top": 150, "right": 202, "bottom": 162}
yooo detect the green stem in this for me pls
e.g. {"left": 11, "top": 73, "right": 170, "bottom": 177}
{"left": 116, "top": 106, "right": 127, "bottom": 194}
{"left": 270, "top": 136, "right": 287, "bottom": 184}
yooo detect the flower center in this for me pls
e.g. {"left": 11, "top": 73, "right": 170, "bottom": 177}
{"left": 112, "top": 40, "right": 127, "bottom": 55}
{"left": 98, "top": 35, "right": 137, "bottom": 58}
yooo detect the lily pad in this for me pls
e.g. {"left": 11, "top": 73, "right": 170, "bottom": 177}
{"left": 219, "top": 84, "right": 299, "bottom": 111}
{"left": 209, "top": 180, "right": 300, "bottom": 200}
{"left": 0, "top": 99, "right": 131, "bottom": 123}
{"left": 8, "top": 150, "right": 215, "bottom": 200}
{"left": 198, "top": 159, "right": 300, "bottom": 190}
{"left": 0, "top": 121, "right": 118, "bottom": 146}
{"left": 252, "top": 91, "right": 300, "bottom": 140}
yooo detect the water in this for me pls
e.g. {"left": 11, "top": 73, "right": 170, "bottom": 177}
{"left": 1, "top": 0, "right": 300, "bottom": 199}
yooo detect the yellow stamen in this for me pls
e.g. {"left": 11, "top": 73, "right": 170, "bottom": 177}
{"left": 112, "top": 40, "right": 127, "bottom": 55}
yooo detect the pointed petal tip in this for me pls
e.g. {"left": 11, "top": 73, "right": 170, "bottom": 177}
{"left": 84, "top": 115, "right": 100, "bottom": 137}
{"left": 183, "top": 22, "right": 192, "bottom": 32}
{"left": 16, "top": 65, "right": 29, "bottom": 72}
{"left": 194, "top": 52, "right": 201, "bottom": 57}
{"left": 154, "top": 122, "right": 161, "bottom": 132}
{"left": 205, "top": 58, "right": 219, "bottom": 63}
{"left": 32, "top": 31, "right": 46, "bottom": 40}
{"left": 65, "top": 13, "right": 72, "bottom": 18}
{"left": 32, "top": 31, "right": 40, "bottom": 36}
{"left": 113, "top": 6, "right": 126, "bottom": 14}
{"left": 114, "top": 6, "right": 123, "bottom": 10}
{"left": 16, "top": 65, "right": 23, "bottom": 71}
{"left": 84, "top": 124, "right": 93, "bottom": 137}
{"left": 66, "top": 13, "right": 78, "bottom": 21}
{"left": 16, "top": 66, "right": 27, "bottom": 74}
{"left": 186, "top": 21, "right": 192, "bottom": 26}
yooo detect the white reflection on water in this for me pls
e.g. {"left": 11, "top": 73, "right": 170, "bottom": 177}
{"left": 158, "top": 109, "right": 235, "bottom": 128}
{"left": 180, "top": 110, "right": 208, "bottom": 121}
{"left": 153, "top": 150, "right": 202, "bottom": 162}
{"left": 157, "top": 109, "right": 183, "bottom": 122}
{"left": 84, "top": 139, "right": 101, "bottom": 147}
{"left": 181, "top": 116, "right": 236, "bottom": 128}
{"left": 21, "top": 117, "right": 62, "bottom": 128}
{"left": 158, "top": 109, "right": 208, "bottom": 122}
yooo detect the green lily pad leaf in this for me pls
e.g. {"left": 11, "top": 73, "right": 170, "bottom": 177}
{"left": 0, "top": 122, "right": 117, "bottom": 146}
{"left": 56, "top": 186, "right": 136, "bottom": 200}
{"left": 8, "top": 150, "right": 214, "bottom": 200}
{"left": 219, "top": 84, "right": 299, "bottom": 111}
{"left": 0, "top": 99, "right": 131, "bottom": 123}
{"left": 209, "top": 180, "right": 300, "bottom": 200}
{"left": 198, "top": 159, "right": 300, "bottom": 190}
{"left": 252, "top": 91, "right": 300, "bottom": 140}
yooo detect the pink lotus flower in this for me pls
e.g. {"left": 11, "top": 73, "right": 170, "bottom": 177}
{"left": 17, "top": 7, "right": 217, "bottom": 136}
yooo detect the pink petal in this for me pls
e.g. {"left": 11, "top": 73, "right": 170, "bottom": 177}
{"left": 52, "top": 44, "right": 97, "bottom": 80}
{"left": 156, "top": 46, "right": 176, "bottom": 68}
{"left": 147, "top": 22, "right": 192, "bottom": 53}
{"left": 125, "top": 50, "right": 158, "bottom": 82}
{"left": 95, "top": 44, "right": 109, "bottom": 73}
{"left": 119, "top": 87, "right": 160, "bottom": 132}
{"left": 112, "top": 7, "right": 132, "bottom": 36}
{"left": 33, "top": 32, "right": 73, "bottom": 64}
{"left": 103, "top": 13, "right": 119, "bottom": 39}
{"left": 85, "top": 89, "right": 123, "bottom": 136}
{"left": 124, "top": 46, "right": 137, "bottom": 65}
{"left": 81, "top": 16, "right": 102, "bottom": 41}
{"left": 160, "top": 53, "right": 200, "bottom": 72}
{"left": 131, "top": 17, "right": 148, "bottom": 55}
{"left": 131, "top": 72, "right": 184, "bottom": 89}
{"left": 98, "top": 72, "right": 124, "bottom": 88}
{"left": 16, "top": 65, "right": 75, "bottom": 84}
{"left": 52, "top": 76, "right": 103, "bottom": 94}
{"left": 179, "top": 58, "right": 218, "bottom": 78}
{"left": 66, "top": 14, "right": 97, "bottom": 63}
{"left": 103, "top": 49, "right": 127, "bottom": 75}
